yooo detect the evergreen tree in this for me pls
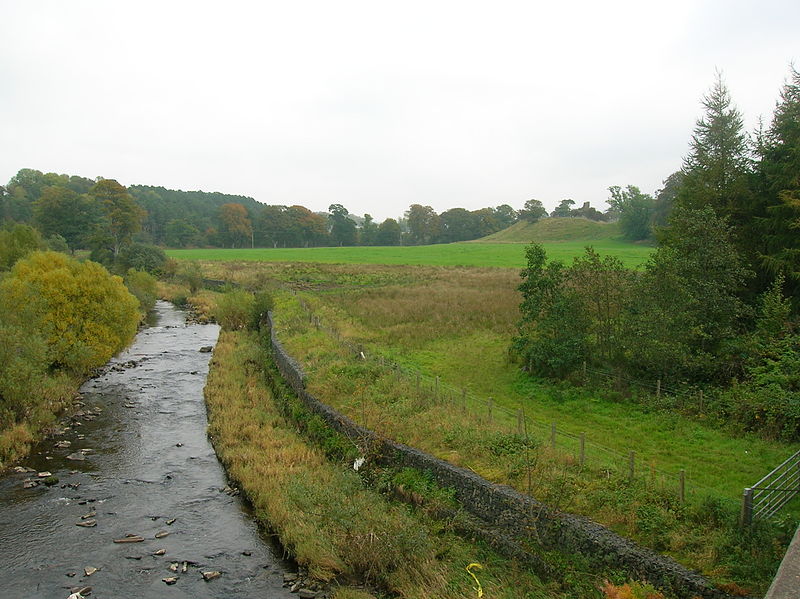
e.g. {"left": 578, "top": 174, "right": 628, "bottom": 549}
{"left": 678, "top": 73, "right": 752, "bottom": 227}
{"left": 652, "top": 171, "right": 683, "bottom": 229}
{"left": 756, "top": 66, "right": 800, "bottom": 304}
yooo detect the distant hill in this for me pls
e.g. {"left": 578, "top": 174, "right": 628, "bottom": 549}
{"left": 474, "top": 217, "right": 622, "bottom": 243}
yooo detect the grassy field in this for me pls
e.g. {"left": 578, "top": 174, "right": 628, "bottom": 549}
{"left": 195, "top": 259, "right": 798, "bottom": 594}
{"left": 166, "top": 239, "right": 653, "bottom": 269}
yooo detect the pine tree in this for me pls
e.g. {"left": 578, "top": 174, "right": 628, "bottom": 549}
{"left": 756, "top": 66, "right": 800, "bottom": 304}
{"left": 678, "top": 73, "right": 752, "bottom": 225}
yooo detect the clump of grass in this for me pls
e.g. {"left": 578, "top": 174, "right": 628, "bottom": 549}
{"left": 0, "top": 423, "right": 36, "bottom": 468}
{"left": 215, "top": 289, "right": 255, "bottom": 331}
{"left": 204, "top": 331, "right": 559, "bottom": 598}
{"left": 0, "top": 368, "right": 79, "bottom": 469}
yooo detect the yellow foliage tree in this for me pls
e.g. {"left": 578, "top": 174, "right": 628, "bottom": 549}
{"left": 0, "top": 251, "right": 140, "bottom": 373}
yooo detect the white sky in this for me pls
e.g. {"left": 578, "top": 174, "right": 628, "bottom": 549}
{"left": 1, "top": 1, "right": 797, "bottom": 220}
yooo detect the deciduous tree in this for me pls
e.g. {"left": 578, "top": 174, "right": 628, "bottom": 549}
{"left": 405, "top": 204, "right": 440, "bottom": 245}
{"left": 89, "top": 179, "right": 146, "bottom": 256}
{"left": 219, "top": 203, "right": 253, "bottom": 248}
{"left": 376, "top": 218, "right": 401, "bottom": 245}
{"left": 33, "top": 186, "right": 102, "bottom": 251}
{"left": 607, "top": 185, "right": 655, "bottom": 240}
{"left": 550, "top": 199, "right": 575, "bottom": 217}
{"left": 328, "top": 204, "right": 357, "bottom": 246}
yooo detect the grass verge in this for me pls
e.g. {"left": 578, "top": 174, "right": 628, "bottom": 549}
{"left": 204, "top": 329, "right": 567, "bottom": 599}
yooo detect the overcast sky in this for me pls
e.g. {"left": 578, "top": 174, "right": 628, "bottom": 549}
{"left": 1, "top": 1, "right": 797, "bottom": 220}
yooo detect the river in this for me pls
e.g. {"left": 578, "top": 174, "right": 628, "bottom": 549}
{"left": 0, "top": 301, "right": 294, "bottom": 598}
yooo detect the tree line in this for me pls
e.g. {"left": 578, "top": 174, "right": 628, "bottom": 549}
{"left": 1, "top": 167, "right": 648, "bottom": 252}
{"left": 513, "top": 68, "right": 800, "bottom": 441}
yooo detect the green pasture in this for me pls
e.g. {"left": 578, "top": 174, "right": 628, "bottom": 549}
{"left": 166, "top": 240, "right": 653, "bottom": 269}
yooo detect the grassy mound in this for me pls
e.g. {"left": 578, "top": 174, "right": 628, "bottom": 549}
{"left": 477, "top": 218, "right": 622, "bottom": 243}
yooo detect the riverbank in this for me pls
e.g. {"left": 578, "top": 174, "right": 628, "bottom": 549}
{"left": 0, "top": 301, "right": 295, "bottom": 598}
{"left": 0, "top": 251, "right": 144, "bottom": 470}
{"left": 0, "top": 373, "right": 83, "bottom": 469}
{"left": 204, "top": 329, "right": 570, "bottom": 599}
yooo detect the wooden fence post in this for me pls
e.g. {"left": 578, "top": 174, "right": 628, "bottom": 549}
{"left": 629, "top": 451, "right": 636, "bottom": 482}
{"left": 656, "top": 379, "right": 661, "bottom": 399}
{"left": 580, "top": 432, "right": 586, "bottom": 467}
{"left": 523, "top": 407, "right": 532, "bottom": 494}
{"left": 741, "top": 487, "right": 754, "bottom": 527}
{"left": 488, "top": 398, "right": 493, "bottom": 425}
{"left": 517, "top": 409, "right": 524, "bottom": 436}
{"left": 462, "top": 389, "right": 467, "bottom": 414}
{"left": 679, "top": 469, "right": 685, "bottom": 503}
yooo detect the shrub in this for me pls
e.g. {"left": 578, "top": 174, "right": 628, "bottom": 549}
{"left": 0, "top": 224, "right": 44, "bottom": 270}
{"left": 251, "top": 290, "right": 275, "bottom": 331}
{"left": 0, "top": 322, "right": 49, "bottom": 425}
{"left": 177, "top": 260, "right": 204, "bottom": 293}
{"left": 0, "top": 251, "right": 140, "bottom": 373}
{"left": 162, "top": 257, "right": 179, "bottom": 279}
{"left": 719, "top": 334, "right": 800, "bottom": 440}
{"left": 215, "top": 289, "right": 255, "bottom": 331}
{"left": 116, "top": 242, "right": 167, "bottom": 275}
{"left": 45, "top": 234, "right": 69, "bottom": 254}
{"left": 124, "top": 268, "right": 158, "bottom": 313}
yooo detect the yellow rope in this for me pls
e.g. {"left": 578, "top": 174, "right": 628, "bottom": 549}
{"left": 466, "top": 562, "right": 484, "bottom": 598}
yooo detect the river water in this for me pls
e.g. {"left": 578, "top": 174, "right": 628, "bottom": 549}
{"left": 0, "top": 301, "right": 294, "bottom": 598}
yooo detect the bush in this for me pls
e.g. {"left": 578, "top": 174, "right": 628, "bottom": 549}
{"left": 116, "top": 243, "right": 167, "bottom": 275}
{"left": 251, "top": 290, "right": 275, "bottom": 331}
{"left": 162, "top": 258, "right": 179, "bottom": 279}
{"left": 720, "top": 334, "right": 800, "bottom": 440}
{"left": 0, "top": 224, "right": 44, "bottom": 270}
{"left": 215, "top": 289, "right": 255, "bottom": 331}
{"left": 124, "top": 268, "right": 158, "bottom": 313}
{"left": 177, "top": 260, "right": 204, "bottom": 294}
{"left": 45, "top": 234, "right": 69, "bottom": 254}
{"left": 0, "top": 251, "right": 140, "bottom": 373}
{"left": 0, "top": 322, "right": 49, "bottom": 425}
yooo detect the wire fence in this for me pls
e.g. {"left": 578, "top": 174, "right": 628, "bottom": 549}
{"left": 289, "top": 295, "right": 744, "bottom": 511}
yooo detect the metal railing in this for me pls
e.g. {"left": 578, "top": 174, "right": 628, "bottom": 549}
{"left": 741, "top": 448, "right": 800, "bottom": 526}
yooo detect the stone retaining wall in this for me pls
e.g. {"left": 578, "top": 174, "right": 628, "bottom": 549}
{"left": 266, "top": 312, "right": 730, "bottom": 599}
